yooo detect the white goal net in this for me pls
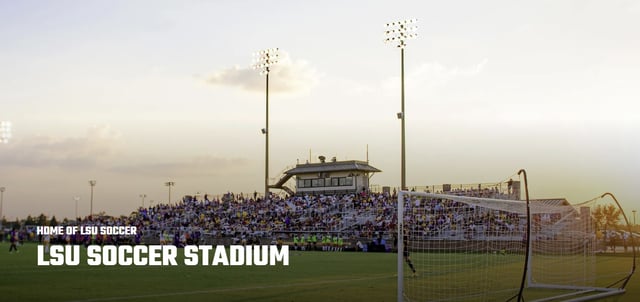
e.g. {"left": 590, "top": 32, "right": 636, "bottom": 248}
{"left": 526, "top": 194, "right": 635, "bottom": 301}
{"left": 397, "top": 189, "right": 635, "bottom": 302}
{"left": 397, "top": 191, "right": 529, "bottom": 302}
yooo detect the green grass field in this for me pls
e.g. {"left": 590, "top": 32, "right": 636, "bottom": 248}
{"left": 0, "top": 243, "right": 636, "bottom": 302}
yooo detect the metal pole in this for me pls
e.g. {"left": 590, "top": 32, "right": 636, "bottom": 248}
{"left": 164, "top": 182, "right": 174, "bottom": 205}
{"left": 0, "top": 187, "right": 4, "bottom": 228}
{"left": 400, "top": 47, "right": 406, "bottom": 191}
{"left": 517, "top": 169, "right": 531, "bottom": 302}
{"left": 89, "top": 180, "right": 96, "bottom": 217}
{"left": 397, "top": 191, "right": 404, "bottom": 302}
{"left": 385, "top": 19, "right": 415, "bottom": 191}
{"left": 265, "top": 69, "right": 270, "bottom": 201}
{"left": 74, "top": 197, "right": 79, "bottom": 221}
{"left": 253, "top": 48, "right": 278, "bottom": 201}
{"left": 140, "top": 194, "right": 146, "bottom": 208}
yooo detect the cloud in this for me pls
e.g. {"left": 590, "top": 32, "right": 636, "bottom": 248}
{"left": 0, "top": 124, "right": 248, "bottom": 178}
{"left": 205, "top": 51, "right": 320, "bottom": 94}
{"left": 110, "top": 155, "right": 248, "bottom": 177}
{"left": 410, "top": 58, "right": 488, "bottom": 87}
{"left": 384, "top": 59, "right": 489, "bottom": 92}
{"left": 0, "top": 125, "right": 122, "bottom": 168}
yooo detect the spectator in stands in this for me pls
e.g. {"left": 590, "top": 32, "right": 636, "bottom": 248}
{"left": 13, "top": 185, "right": 523, "bottom": 253}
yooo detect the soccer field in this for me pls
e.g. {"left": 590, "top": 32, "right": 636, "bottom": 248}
{"left": 0, "top": 243, "right": 636, "bottom": 302}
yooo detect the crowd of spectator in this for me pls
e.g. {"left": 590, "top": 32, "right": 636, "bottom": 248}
{"left": 10, "top": 186, "right": 527, "bottom": 250}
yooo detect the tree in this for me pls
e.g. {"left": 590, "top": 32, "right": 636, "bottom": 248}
{"left": 36, "top": 213, "right": 47, "bottom": 226}
{"left": 25, "top": 215, "right": 36, "bottom": 226}
{"left": 592, "top": 204, "right": 623, "bottom": 252}
{"left": 592, "top": 204, "right": 622, "bottom": 233}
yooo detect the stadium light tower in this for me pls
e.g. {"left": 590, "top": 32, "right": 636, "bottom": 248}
{"left": 253, "top": 48, "right": 279, "bottom": 201}
{"left": 165, "top": 181, "right": 175, "bottom": 204}
{"left": 385, "top": 18, "right": 417, "bottom": 191}
{"left": 139, "top": 194, "right": 147, "bottom": 208}
{"left": 0, "top": 121, "right": 11, "bottom": 143}
{"left": 0, "top": 187, "right": 5, "bottom": 228}
{"left": 74, "top": 196, "right": 80, "bottom": 221}
{"left": 89, "top": 180, "right": 96, "bottom": 217}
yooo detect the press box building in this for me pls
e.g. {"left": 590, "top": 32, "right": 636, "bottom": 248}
{"left": 270, "top": 156, "right": 381, "bottom": 195}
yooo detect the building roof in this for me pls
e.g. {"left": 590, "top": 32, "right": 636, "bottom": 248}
{"left": 285, "top": 160, "right": 381, "bottom": 175}
{"left": 530, "top": 198, "right": 571, "bottom": 206}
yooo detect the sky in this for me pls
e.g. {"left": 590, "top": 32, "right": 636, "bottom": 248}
{"left": 0, "top": 0, "right": 638, "bottom": 221}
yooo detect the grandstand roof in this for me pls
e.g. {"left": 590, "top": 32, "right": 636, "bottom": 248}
{"left": 285, "top": 160, "right": 381, "bottom": 175}
{"left": 530, "top": 198, "right": 570, "bottom": 206}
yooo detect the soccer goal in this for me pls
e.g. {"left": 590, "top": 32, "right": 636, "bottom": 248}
{"left": 397, "top": 183, "right": 635, "bottom": 302}
{"left": 525, "top": 192, "right": 636, "bottom": 302}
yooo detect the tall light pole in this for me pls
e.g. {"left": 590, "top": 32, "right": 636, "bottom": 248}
{"left": 0, "top": 121, "right": 11, "bottom": 143}
{"left": 89, "top": 180, "right": 96, "bottom": 217}
{"left": 0, "top": 187, "right": 5, "bottom": 228}
{"left": 165, "top": 182, "right": 174, "bottom": 204}
{"left": 140, "top": 194, "right": 147, "bottom": 208}
{"left": 633, "top": 210, "right": 637, "bottom": 227}
{"left": 253, "top": 48, "right": 279, "bottom": 200}
{"left": 1, "top": 122, "right": 10, "bottom": 228}
{"left": 385, "top": 18, "right": 417, "bottom": 191}
{"left": 74, "top": 196, "right": 80, "bottom": 221}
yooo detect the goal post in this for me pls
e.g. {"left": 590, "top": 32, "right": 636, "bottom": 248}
{"left": 396, "top": 190, "right": 635, "bottom": 302}
{"left": 525, "top": 193, "right": 636, "bottom": 301}
{"left": 397, "top": 191, "right": 530, "bottom": 302}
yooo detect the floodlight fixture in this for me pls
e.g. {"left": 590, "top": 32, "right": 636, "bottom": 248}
{"left": 165, "top": 181, "right": 175, "bottom": 204}
{"left": 384, "top": 18, "right": 418, "bottom": 49}
{"left": 253, "top": 48, "right": 279, "bottom": 75}
{"left": 0, "top": 121, "right": 11, "bottom": 143}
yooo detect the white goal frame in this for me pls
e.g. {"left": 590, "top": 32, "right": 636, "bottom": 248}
{"left": 396, "top": 190, "right": 634, "bottom": 302}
